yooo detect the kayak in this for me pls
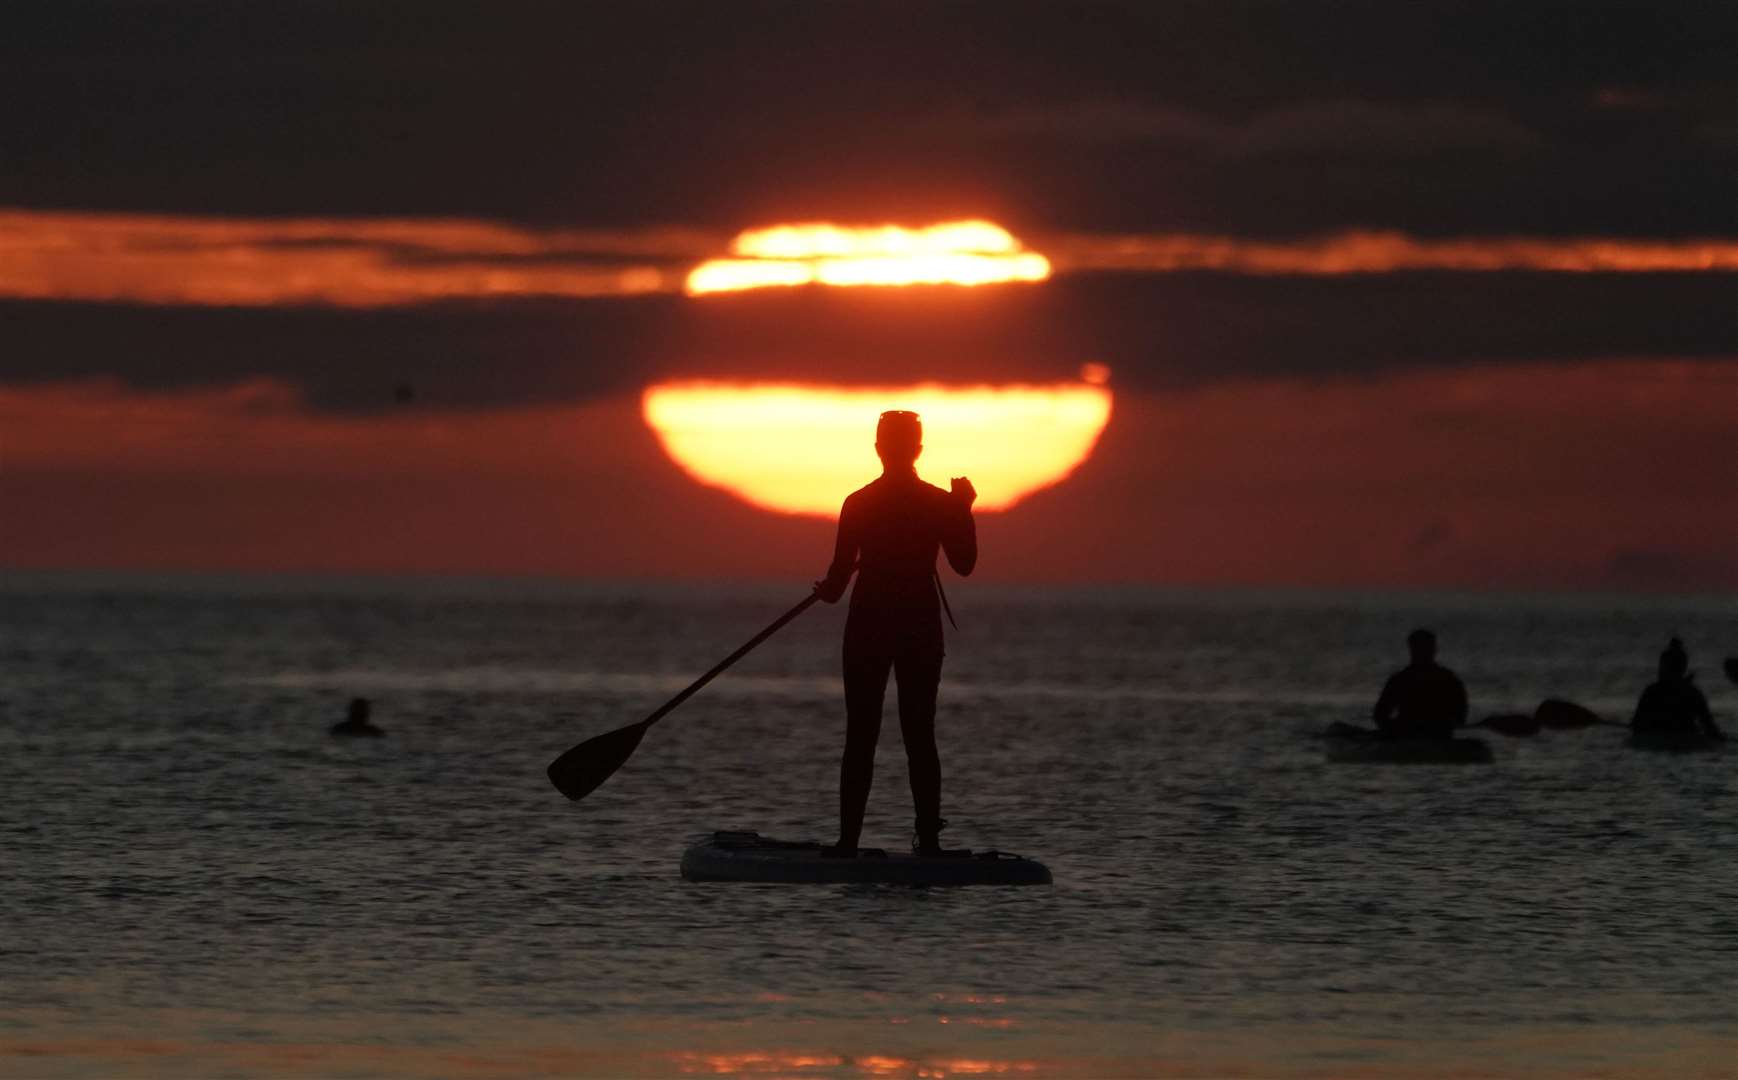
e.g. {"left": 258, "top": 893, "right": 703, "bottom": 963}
{"left": 680, "top": 831, "right": 1053, "bottom": 886}
{"left": 1627, "top": 730, "right": 1725, "bottom": 753}
{"left": 1324, "top": 735, "right": 1494, "bottom": 764}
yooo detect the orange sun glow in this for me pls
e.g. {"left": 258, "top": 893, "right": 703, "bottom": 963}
{"left": 641, "top": 375, "right": 1113, "bottom": 515}
{"left": 685, "top": 220, "right": 1052, "bottom": 295}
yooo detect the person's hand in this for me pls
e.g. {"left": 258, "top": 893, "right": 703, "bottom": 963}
{"left": 813, "top": 579, "right": 844, "bottom": 603}
{"left": 950, "top": 476, "right": 977, "bottom": 508}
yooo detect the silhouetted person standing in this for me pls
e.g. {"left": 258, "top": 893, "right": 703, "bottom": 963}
{"left": 814, "top": 411, "right": 976, "bottom": 856}
{"left": 330, "top": 697, "right": 384, "bottom": 737}
{"left": 1372, "top": 629, "right": 1467, "bottom": 739}
{"left": 1632, "top": 638, "right": 1724, "bottom": 740}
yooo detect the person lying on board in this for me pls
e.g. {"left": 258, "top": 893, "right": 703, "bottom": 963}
{"left": 1631, "top": 638, "right": 1725, "bottom": 741}
{"left": 1372, "top": 629, "right": 1468, "bottom": 740}
{"left": 813, "top": 410, "right": 976, "bottom": 857}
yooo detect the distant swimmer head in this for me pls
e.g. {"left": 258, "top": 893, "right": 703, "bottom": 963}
{"left": 348, "top": 697, "right": 372, "bottom": 722}
{"left": 876, "top": 410, "right": 923, "bottom": 468}
{"left": 1660, "top": 637, "right": 1688, "bottom": 678}
{"left": 1407, "top": 628, "right": 1437, "bottom": 663}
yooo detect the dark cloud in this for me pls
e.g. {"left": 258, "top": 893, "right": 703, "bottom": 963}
{"left": 5, "top": 269, "right": 1733, "bottom": 410}
{"left": 2, "top": 1, "right": 1732, "bottom": 235}
{"left": 1, "top": 1, "right": 1732, "bottom": 413}
{"left": 1225, "top": 101, "right": 1540, "bottom": 161}
{"left": 937, "top": 99, "right": 1541, "bottom": 161}
{"left": 0, "top": 298, "right": 678, "bottom": 411}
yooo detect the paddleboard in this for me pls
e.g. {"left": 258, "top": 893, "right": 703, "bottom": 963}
{"left": 1627, "top": 730, "right": 1724, "bottom": 753}
{"left": 680, "top": 831, "right": 1052, "bottom": 886}
{"left": 1325, "top": 735, "right": 1494, "bottom": 764}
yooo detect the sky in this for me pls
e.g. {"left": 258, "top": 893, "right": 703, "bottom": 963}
{"left": 2, "top": 0, "right": 1734, "bottom": 589}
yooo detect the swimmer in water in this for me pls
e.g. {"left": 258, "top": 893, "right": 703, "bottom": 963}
{"left": 330, "top": 697, "right": 385, "bottom": 738}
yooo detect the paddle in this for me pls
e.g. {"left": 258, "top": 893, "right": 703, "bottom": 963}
{"left": 546, "top": 591, "right": 821, "bottom": 802}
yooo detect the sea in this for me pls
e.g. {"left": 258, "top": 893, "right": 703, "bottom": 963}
{"left": 2, "top": 572, "right": 1735, "bottom": 1079}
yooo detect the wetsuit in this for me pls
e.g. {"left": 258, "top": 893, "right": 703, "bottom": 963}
{"left": 1373, "top": 663, "right": 1467, "bottom": 739}
{"left": 816, "top": 469, "right": 975, "bottom": 848}
{"left": 1631, "top": 677, "right": 1720, "bottom": 738}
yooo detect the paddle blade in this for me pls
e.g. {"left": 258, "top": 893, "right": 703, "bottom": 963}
{"left": 547, "top": 720, "right": 651, "bottom": 802}
{"left": 1476, "top": 713, "right": 1542, "bottom": 737}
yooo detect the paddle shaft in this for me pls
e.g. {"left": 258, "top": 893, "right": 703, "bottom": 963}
{"left": 640, "top": 592, "right": 821, "bottom": 729}
{"left": 546, "top": 590, "right": 823, "bottom": 800}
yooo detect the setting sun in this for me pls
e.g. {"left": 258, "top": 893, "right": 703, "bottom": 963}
{"left": 685, "top": 220, "right": 1052, "bottom": 295}
{"left": 642, "top": 378, "right": 1113, "bottom": 515}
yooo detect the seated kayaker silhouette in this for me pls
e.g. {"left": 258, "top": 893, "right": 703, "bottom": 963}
{"left": 1631, "top": 638, "right": 1725, "bottom": 741}
{"left": 813, "top": 410, "right": 976, "bottom": 857}
{"left": 1372, "top": 629, "right": 1467, "bottom": 739}
{"left": 330, "top": 697, "right": 385, "bottom": 737}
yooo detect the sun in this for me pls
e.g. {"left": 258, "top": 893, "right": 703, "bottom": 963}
{"left": 685, "top": 220, "right": 1052, "bottom": 295}
{"left": 642, "top": 375, "right": 1112, "bottom": 516}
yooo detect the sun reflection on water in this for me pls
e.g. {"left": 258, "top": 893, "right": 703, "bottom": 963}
{"left": 669, "top": 1050, "right": 1040, "bottom": 1077}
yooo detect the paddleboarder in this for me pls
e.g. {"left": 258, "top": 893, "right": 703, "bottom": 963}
{"left": 814, "top": 410, "right": 976, "bottom": 856}
{"left": 1631, "top": 638, "right": 1725, "bottom": 740}
{"left": 1372, "top": 629, "right": 1467, "bottom": 739}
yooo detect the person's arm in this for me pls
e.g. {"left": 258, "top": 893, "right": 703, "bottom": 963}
{"left": 814, "top": 496, "right": 859, "bottom": 603}
{"left": 1691, "top": 685, "right": 1726, "bottom": 740}
{"left": 1373, "top": 674, "right": 1398, "bottom": 725}
{"left": 1629, "top": 685, "right": 1655, "bottom": 729}
{"left": 1452, "top": 673, "right": 1469, "bottom": 727}
{"left": 941, "top": 477, "right": 977, "bottom": 576}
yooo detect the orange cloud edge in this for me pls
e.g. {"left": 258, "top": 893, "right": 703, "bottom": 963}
{"left": 2, "top": 208, "right": 1732, "bottom": 308}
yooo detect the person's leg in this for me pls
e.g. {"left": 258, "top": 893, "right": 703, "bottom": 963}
{"left": 838, "top": 636, "right": 892, "bottom": 850}
{"left": 894, "top": 646, "right": 944, "bottom": 847}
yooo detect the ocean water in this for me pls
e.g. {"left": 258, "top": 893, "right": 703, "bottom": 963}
{"left": 2, "top": 572, "right": 1735, "bottom": 1079}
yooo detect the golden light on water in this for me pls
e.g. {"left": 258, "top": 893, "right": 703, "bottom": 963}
{"left": 685, "top": 220, "right": 1052, "bottom": 295}
{"left": 669, "top": 1050, "right": 1041, "bottom": 1076}
{"left": 642, "top": 375, "right": 1113, "bottom": 515}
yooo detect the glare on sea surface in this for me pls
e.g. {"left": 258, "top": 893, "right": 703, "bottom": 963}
{"left": 685, "top": 220, "right": 1052, "bottom": 294}
{"left": 641, "top": 376, "right": 1113, "bottom": 516}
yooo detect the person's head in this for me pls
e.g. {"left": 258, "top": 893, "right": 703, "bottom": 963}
{"left": 876, "top": 410, "right": 922, "bottom": 469}
{"left": 1407, "top": 628, "right": 1437, "bottom": 664}
{"left": 348, "top": 697, "right": 371, "bottom": 721}
{"left": 1659, "top": 637, "right": 1688, "bottom": 680}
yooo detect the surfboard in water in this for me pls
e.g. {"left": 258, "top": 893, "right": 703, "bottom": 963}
{"left": 1627, "top": 730, "right": 1725, "bottom": 753}
{"left": 680, "top": 831, "right": 1053, "bottom": 886}
{"left": 1324, "top": 735, "right": 1494, "bottom": 764}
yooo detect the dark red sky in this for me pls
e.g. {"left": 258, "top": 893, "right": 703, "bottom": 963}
{"left": 1, "top": 1, "right": 1734, "bottom": 589}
